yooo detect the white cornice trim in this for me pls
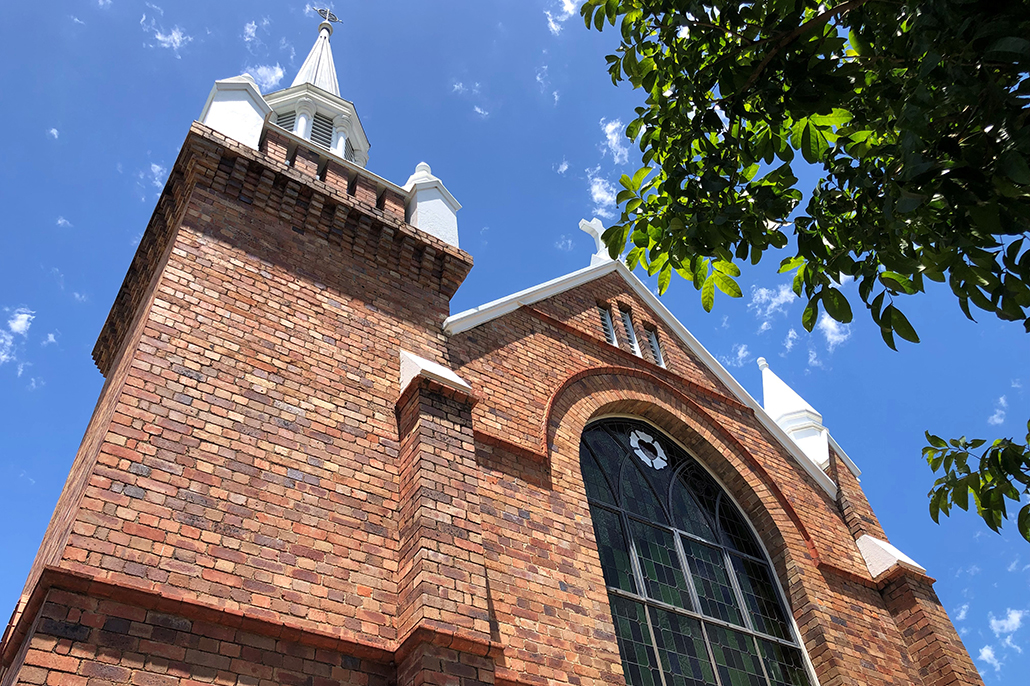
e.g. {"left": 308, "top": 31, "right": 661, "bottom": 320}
{"left": 265, "top": 83, "right": 370, "bottom": 151}
{"left": 399, "top": 350, "right": 472, "bottom": 397}
{"left": 444, "top": 261, "right": 838, "bottom": 497}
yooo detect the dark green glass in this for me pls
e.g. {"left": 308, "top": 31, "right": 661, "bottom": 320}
{"left": 706, "top": 625, "right": 767, "bottom": 686}
{"left": 629, "top": 520, "right": 693, "bottom": 610}
{"left": 584, "top": 427, "right": 627, "bottom": 499}
{"left": 648, "top": 606, "right": 717, "bottom": 686}
{"left": 682, "top": 538, "right": 742, "bottom": 626}
{"left": 731, "top": 556, "right": 791, "bottom": 640}
{"left": 759, "top": 639, "right": 811, "bottom": 686}
{"left": 621, "top": 458, "right": 670, "bottom": 524}
{"left": 581, "top": 442, "right": 617, "bottom": 505}
{"left": 610, "top": 596, "right": 663, "bottom": 686}
{"left": 590, "top": 505, "right": 636, "bottom": 593}
{"left": 718, "top": 502, "right": 763, "bottom": 558}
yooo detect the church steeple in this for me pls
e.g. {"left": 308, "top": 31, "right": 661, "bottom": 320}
{"left": 291, "top": 18, "right": 341, "bottom": 97}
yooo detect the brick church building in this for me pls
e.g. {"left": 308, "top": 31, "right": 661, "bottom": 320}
{"left": 0, "top": 15, "right": 983, "bottom": 686}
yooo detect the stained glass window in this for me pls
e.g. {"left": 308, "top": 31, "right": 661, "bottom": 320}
{"left": 580, "top": 419, "right": 812, "bottom": 686}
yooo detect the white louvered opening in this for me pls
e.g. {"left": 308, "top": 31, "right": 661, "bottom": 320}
{"left": 276, "top": 111, "right": 296, "bottom": 133}
{"left": 311, "top": 113, "right": 334, "bottom": 150}
{"left": 646, "top": 329, "right": 665, "bottom": 367}
{"left": 598, "top": 306, "right": 618, "bottom": 346}
{"left": 620, "top": 308, "right": 641, "bottom": 356}
{"left": 344, "top": 137, "right": 355, "bottom": 163}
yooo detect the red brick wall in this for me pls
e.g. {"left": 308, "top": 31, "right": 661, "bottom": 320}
{"left": 0, "top": 124, "right": 982, "bottom": 686}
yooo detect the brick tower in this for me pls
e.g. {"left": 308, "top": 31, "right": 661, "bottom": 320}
{"left": 0, "top": 15, "right": 982, "bottom": 686}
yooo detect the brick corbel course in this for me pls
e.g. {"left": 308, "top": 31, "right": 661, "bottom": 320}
{"left": 395, "top": 376, "right": 494, "bottom": 667}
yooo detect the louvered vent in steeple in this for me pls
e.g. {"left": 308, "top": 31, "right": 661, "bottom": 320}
{"left": 276, "top": 111, "right": 296, "bottom": 133}
{"left": 311, "top": 113, "right": 334, "bottom": 150}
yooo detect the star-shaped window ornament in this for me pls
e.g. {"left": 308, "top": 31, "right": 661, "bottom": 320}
{"left": 629, "top": 429, "right": 667, "bottom": 470}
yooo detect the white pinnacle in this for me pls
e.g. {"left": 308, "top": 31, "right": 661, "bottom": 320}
{"left": 291, "top": 21, "right": 340, "bottom": 97}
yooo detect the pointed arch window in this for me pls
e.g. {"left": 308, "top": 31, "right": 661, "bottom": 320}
{"left": 580, "top": 418, "right": 813, "bottom": 686}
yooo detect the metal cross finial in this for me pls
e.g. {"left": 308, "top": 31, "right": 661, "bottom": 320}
{"left": 315, "top": 7, "right": 341, "bottom": 23}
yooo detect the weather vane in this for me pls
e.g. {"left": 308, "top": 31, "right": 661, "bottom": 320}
{"left": 315, "top": 8, "right": 342, "bottom": 24}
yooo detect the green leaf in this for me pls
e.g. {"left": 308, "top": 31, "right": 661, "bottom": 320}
{"left": 701, "top": 274, "right": 715, "bottom": 311}
{"left": 713, "top": 260, "right": 741, "bottom": 277}
{"left": 631, "top": 166, "right": 650, "bottom": 191}
{"left": 1000, "top": 151, "right": 1030, "bottom": 186}
{"left": 822, "top": 288, "right": 853, "bottom": 323}
{"left": 712, "top": 272, "right": 742, "bottom": 298}
{"left": 890, "top": 307, "right": 921, "bottom": 343}
{"left": 802, "top": 297, "right": 819, "bottom": 332}
{"left": 926, "top": 432, "right": 948, "bottom": 449}
{"left": 657, "top": 263, "right": 671, "bottom": 294}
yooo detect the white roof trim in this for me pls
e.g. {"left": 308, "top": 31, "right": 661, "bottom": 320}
{"left": 856, "top": 534, "right": 924, "bottom": 579}
{"left": 444, "top": 261, "right": 839, "bottom": 497}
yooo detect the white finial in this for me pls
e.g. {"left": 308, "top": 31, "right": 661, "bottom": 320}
{"left": 415, "top": 162, "right": 432, "bottom": 175}
{"left": 579, "top": 218, "right": 611, "bottom": 266}
{"left": 756, "top": 357, "right": 769, "bottom": 370}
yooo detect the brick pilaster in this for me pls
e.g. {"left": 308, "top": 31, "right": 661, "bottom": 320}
{"left": 881, "top": 570, "right": 983, "bottom": 686}
{"left": 395, "top": 378, "right": 492, "bottom": 655}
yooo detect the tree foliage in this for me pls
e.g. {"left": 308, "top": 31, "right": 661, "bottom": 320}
{"left": 582, "top": 0, "right": 1030, "bottom": 541}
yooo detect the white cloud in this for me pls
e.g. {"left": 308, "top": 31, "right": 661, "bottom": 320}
{"left": 73, "top": 292, "right": 88, "bottom": 303}
{"left": 600, "top": 118, "right": 629, "bottom": 165}
{"left": 141, "top": 11, "right": 192, "bottom": 58}
{"left": 979, "top": 645, "right": 1002, "bottom": 672}
{"left": 150, "top": 163, "right": 167, "bottom": 188}
{"left": 556, "top": 158, "right": 569, "bottom": 175}
{"left": 545, "top": 0, "right": 578, "bottom": 36}
{"left": 56, "top": 217, "right": 72, "bottom": 228}
{"left": 47, "top": 128, "right": 59, "bottom": 140}
{"left": 1013, "top": 378, "right": 1023, "bottom": 388}
{"left": 474, "top": 105, "right": 489, "bottom": 118}
{"left": 807, "top": 349, "right": 824, "bottom": 369}
{"left": 553, "top": 91, "right": 560, "bottom": 105}
{"left": 1003, "top": 634, "right": 1023, "bottom": 653}
{"left": 246, "top": 64, "right": 285, "bottom": 92}
{"left": 17, "top": 362, "right": 29, "bottom": 378}
{"left": 452, "top": 81, "right": 467, "bottom": 94}
{"left": 555, "top": 235, "right": 574, "bottom": 252}
{"left": 816, "top": 313, "right": 851, "bottom": 351}
{"left": 749, "top": 284, "right": 796, "bottom": 331}
{"left": 721, "top": 344, "right": 752, "bottom": 368}
{"left": 279, "top": 37, "right": 295, "bottom": 63}
{"left": 1008, "top": 558, "right": 1020, "bottom": 572}
{"left": 26, "top": 377, "right": 44, "bottom": 392}
{"left": 8, "top": 309, "right": 35, "bottom": 336}
{"left": 98, "top": 0, "right": 111, "bottom": 7}
{"left": 243, "top": 21, "right": 257, "bottom": 45}
{"left": 71, "top": 15, "right": 85, "bottom": 25}
{"left": 990, "top": 609, "right": 1025, "bottom": 636}
{"left": 988, "top": 396, "right": 1008, "bottom": 426}
{"left": 42, "top": 333, "right": 57, "bottom": 347}
{"left": 955, "top": 604, "right": 969, "bottom": 622}
{"left": 782, "top": 328, "right": 799, "bottom": 354}
{"left": 0, "top": 331, "right": 12, "bottom": 366}
{"left": 587, "top": 166, "right": 617, "bottom": 219}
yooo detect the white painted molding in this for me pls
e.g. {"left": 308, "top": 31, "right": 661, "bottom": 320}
{"left": 579, "top": 218, "right": 612, "bottom": 266}
{"left": 403, "top": 162, "right": 462, "bottom": 249}
{"left": 443, "top": 261, "right": 839, "bottom": 497}
{"left": 198, "top": 75, "right": 272, "bottom": 150}
{"left": 265, "top": 84, "right": 371, "bottom": 168}
{"left": 399, "top": 350, "right": 472, "bottom": 397}
{"left": 856, "top": 534, "right": 925, "bottom": 579}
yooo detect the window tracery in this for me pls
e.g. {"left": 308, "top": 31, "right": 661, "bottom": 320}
{"left": 580, "top": 418, "right": 812, "bottom": 686}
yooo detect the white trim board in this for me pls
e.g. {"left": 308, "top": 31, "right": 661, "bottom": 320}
{"left": 444, "top": 260, "right": 842, "bottom": 498}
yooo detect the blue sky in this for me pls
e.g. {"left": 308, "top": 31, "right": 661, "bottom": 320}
{"left": 0, "top": 1, "right": 1027, "bottom": 681}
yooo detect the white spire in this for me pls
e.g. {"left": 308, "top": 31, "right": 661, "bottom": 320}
{"left": 292, "top": 21, "right": 340, "bottom": 97}
{"left": 756, "top": 357, "right": 830, "bottom": 469}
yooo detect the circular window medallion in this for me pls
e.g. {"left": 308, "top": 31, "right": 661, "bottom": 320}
{"left": 629, "top": 430, "right": 667, "bottom": 470}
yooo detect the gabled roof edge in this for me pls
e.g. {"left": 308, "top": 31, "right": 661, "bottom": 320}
{"left": 444, "top": 261, "right": 839, "bottom": 498}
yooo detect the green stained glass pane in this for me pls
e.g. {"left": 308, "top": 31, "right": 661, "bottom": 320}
{"left": 590, "top": 506, "right": 636, "bottom": 593}
{"left": 759, "top": 640, "right": 811, "bottom": 686}
{"left": 581, "top": 442, "right": 616, "bottom": 505}
{"left": 731, "top": 556, "right": 791, "bottom": 640}
{"left": 584, "top": 427, "right": 627, "bottom": 499}
{"left": 706, "top": 625, "right": 767, "bottom": 686}
{"left": 718, "top": 501, "right": 762, "bottom": 558}
{"left": 676, "top": 463, "right": 720, "bottom": 525}
{"left": 609, "top": 596, "right": 662, "bottom": 686}
{"left": 628, "top": 520, "right": 693, "bottom": 610}
{"left": 669, "top": 480, "right": 717, "bottom": 543}
{"left": 682, "top": 538, "right": 742, "bottom": 626}
{"left": 648, "top": 607, "right": 717, "bottom": 686}
{"left": 621, "top": 459, "right": 670, "bottom": 524}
